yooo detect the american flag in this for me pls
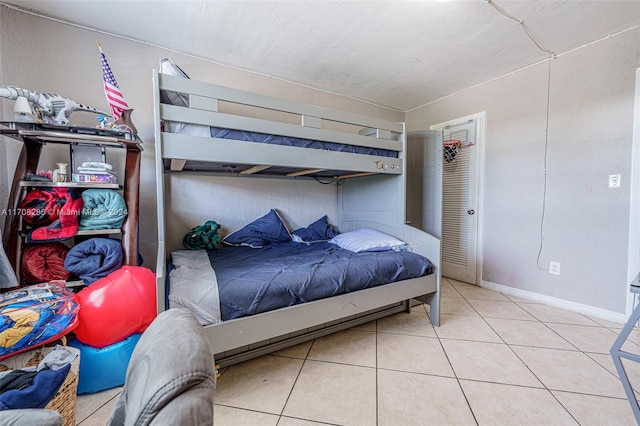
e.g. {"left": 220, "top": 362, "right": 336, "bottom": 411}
{"left": 99, "top": 46, "right": 129, "bottom": 121}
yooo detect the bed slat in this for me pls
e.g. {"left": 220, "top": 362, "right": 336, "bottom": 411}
{"left": 335, "top": 172, "right": 377, "bottom": 179}
{"left": 286, "top": 168, "right": 326, "bottom": 177}
{"left": 240, "top": 165, "right": 271, "bottom": 175}
{"left": 170, "top": 159, "right": 187, "bottom": 171}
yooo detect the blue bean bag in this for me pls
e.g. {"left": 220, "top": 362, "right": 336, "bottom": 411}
{"left": 69, "top": 333, "right": 141, "bottom": 394}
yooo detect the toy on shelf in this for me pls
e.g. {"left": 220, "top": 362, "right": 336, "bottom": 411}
{"left": 96, "top": 113, "right": 136, "bottom": 135}
{"left": 13, "top": 96, "right": 34, "bottom": 122}
{"left": 0, "top": 86, "right": 109, "bottom": 125}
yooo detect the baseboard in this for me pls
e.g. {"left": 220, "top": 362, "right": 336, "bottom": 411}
{"left": 480, "top": 280, "right": 626, "bottom": 324}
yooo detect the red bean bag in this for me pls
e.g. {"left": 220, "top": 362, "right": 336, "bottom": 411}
{"left": 74, "top": 266, "right": 157, "bottom": 348}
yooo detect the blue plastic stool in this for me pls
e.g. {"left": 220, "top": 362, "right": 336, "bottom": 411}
{"left": 69, "top": 333, "right": 142, "bottom": 394}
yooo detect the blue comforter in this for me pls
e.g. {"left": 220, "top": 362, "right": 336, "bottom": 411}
{"left": 207, "top": 242, "right": 432, "bottom": 321}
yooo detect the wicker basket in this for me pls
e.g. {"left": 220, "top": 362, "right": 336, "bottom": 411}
{"left": 0, "top": 345, "right": 80, "bottom": 426}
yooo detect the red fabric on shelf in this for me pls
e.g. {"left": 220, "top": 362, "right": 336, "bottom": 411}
{"left": 21, "top": 243, "right": 70, "bottom": 284}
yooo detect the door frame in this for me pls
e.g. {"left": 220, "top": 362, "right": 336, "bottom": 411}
{"left": 430, "top": 112, "right": 486, "bottom": 285}
{"left": 627, "top": 67, "right": 640, "bottom": 320}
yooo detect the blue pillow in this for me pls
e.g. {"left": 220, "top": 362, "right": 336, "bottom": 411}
{"left": 292, "top": 215, "right": 337, "bottom": 243}
{"left": 223, "top": 209, "right": 291, "bottom": 248}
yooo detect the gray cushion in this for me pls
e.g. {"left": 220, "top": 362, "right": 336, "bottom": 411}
{"left": 107, "top": 308, "right": 215, "bottom": 426}
{"left": 0, "top": 409, "right": 63, "bottom": 426}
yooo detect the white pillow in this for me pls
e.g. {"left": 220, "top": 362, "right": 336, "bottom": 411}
{"left": 159, "top": 58, "right": 211, "bottom": 137}
{"left": 330, "top": 228, "right": 406, "bottom": 253}
{"left": 159, "top": 57, "right": 190, "bottom": 107}
{"left": 166, "top": 122, "right": 211, "bottom": 137}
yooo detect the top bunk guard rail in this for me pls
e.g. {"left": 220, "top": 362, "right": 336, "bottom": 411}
{"left": 153, "top": 70, "right": 405, "bottom": 177}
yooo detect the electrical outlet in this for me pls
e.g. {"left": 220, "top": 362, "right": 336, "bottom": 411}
{"left": 549, "top": 261, "right": 561, "bottom": 275}
{"left": 609, "top": 174, "right": 621, "bottom": 188}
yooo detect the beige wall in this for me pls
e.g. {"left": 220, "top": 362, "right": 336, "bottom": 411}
{"left": 0, "top": 7, "right": 401, "bottom": 266}
{"left": 407, "top": 28, "right": 640, "bottom": 315}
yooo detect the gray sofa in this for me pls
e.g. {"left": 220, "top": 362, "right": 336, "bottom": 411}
{"left": 0, "top": 308, "right": 216, "bottom": 426}
{"left": 108, "top": 308, "right": 216, "bottom": 425}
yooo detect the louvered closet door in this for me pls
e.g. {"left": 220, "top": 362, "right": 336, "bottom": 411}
{"left": 442, "top": 121, "right": 478, "bottom": 284}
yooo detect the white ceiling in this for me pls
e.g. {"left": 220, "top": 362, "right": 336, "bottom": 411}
{"left": 4, "top": 0, "right": 640, "bottom": 111}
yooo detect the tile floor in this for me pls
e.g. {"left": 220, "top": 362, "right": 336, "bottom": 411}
{"left": 75, "top": 278, "right": 640, "bottom": 425}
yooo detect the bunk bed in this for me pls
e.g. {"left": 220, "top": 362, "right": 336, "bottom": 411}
{"left": 153, "top": 68, "right": 442, "bottom": 366}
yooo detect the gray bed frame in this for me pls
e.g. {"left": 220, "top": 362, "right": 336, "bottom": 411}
{"left": 152, "top": 70, "right": 442, "bottom": 366}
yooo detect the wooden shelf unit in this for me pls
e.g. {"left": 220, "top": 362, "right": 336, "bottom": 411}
{"left": 0, "top": 121, "right": 143, "bottom": 284}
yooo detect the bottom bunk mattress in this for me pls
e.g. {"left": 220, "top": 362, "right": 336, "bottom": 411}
{"left": 168, "top": 242, "right": 433, "bottom": 325}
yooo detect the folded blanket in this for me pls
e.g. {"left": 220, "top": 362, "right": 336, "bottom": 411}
{"left": 0, "top": 364, "right": 70, "bottom": 410}
{"left": 79, "top": 189, "right": 127, "bottom": 230}
{"left": 19, "top": 188, "right": 65, "bottom": 227}
{"left": 63, "top": 238, "right": 122, "bottom": 285}
{"left": 21, "top": 243, "right": 70, "bottom": 284}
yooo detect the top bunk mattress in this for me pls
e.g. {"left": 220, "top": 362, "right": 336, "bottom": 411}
{"left": 208, "top": 126, "right": 397, "bottom": 158}
{"left": 168, "top": 242, "right": 433, "bottom": 324}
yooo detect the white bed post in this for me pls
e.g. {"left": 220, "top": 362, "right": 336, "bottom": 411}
{"left": 153, "top": 70, "right": 167, "bottom": 315}
{"left": 403, "top": 129, "right": 443, "bottom": 326}
{"left": 338, "top": 125, "right": 443, "bottom": 326}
